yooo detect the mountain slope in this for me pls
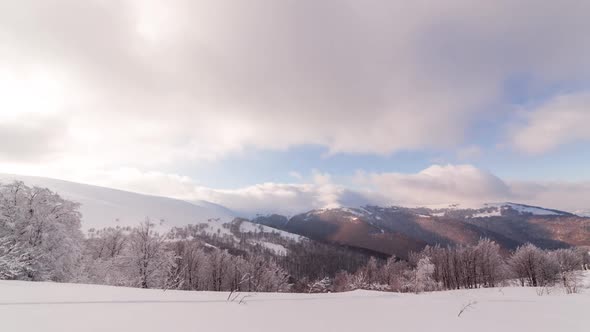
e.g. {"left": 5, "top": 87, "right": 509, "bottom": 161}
{"left": 0, "top": 174, "right": 235, "bottom": 230}
{"left": 254, "top": 204, "right": 590, "bottom": 258}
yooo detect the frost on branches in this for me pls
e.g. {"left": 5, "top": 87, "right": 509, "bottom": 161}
{"left": 0, "top": 182, "right": 83, "bottom": 281}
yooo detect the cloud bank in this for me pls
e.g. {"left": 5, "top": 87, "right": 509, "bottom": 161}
{"left": 1, "top": 0, "right": 590, "bottom": 171}
{"left": 511, "top": 92, "right": 590, "bottom": 154}
{"left": 45, "top": 165, "right": 588, "bottom": 217}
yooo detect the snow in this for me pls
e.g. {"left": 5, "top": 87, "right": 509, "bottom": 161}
{"left": 574, "top": 209, "right": 590, "bottom": 217}
{"left": 340, "top": 207, "right": 367, "bottom": 217}
{"left": 480, "top": 202, "right": 569, "bottom": 216}
{"left": 472, "top": 209, "right": 502, "bottom": 218}
{"left": 423, "top": 202, "right": 568, "bottom": 217}
{"left": 252, "top": 241, "right": 288, "bottom": 256}
{"left": 510, "top": 206, "right": 559, "bottom": 216}
{"left": 239, "top": 221, "right": 303, "bottom": 242}
{"left": 0, "top": 174, "right": 235, "bottom": 231}
{"left": 0, "top": 277, "right": 588, "bottom": 332}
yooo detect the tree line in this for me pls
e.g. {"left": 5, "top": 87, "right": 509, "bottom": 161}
{"left": 325, "top": 239, "right": 589, "bottom": 294}
{"left": 0, "top": 182, "right": 588, "bottom": 294}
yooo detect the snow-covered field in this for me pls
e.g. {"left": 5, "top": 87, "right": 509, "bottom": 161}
{"left": 1, "top": 276, "right": 588, "bottom": 332}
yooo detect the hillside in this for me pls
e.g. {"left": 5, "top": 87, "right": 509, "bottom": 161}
{"left": 0, "top": 174, "right": 235, "bottom": 230}
{"left": 254, "top": 204, "right": 590, "bottom": 258}
{"left": 2, "top": 174, "right": 588, "bottom": 260}
{"left": 0, "top": 277, "right": 588, "bottom": 332}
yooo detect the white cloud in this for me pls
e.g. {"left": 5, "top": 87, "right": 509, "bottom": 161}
{"left": 10, "top": 164, "right": 584, "bottom": 217}
{"left": 358, "top": 164, "right": 513, "bottom": 206}
{"left": 511, "top": 91, "right": 590, "bottom": 154}
{"left": 509, "top": 181, "right": 590, "bottom": 213}
{"left": 1, "top": 1, "right": 589, "bottom": 213}
{"left": 0, "top": 0, "right": 589, "bottom": 173}
{"left": 357, "top": 165, "right": 590, "bottom": 213}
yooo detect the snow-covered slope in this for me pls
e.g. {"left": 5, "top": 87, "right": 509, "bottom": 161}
{"left": 0, "top": 174, "right": 235, "bottom": 230}
{"left": 0, "top": 275, "right": 588, "bottom": 332}
{"left": 422, "top": 202, "right": 573, "bottom": 218}
{"left": 239, "top": 221, "right": 303, "bottom": 242}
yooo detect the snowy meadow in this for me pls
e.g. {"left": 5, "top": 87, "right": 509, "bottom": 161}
{"left": 0, "top": 276, "right": 589, "bottom": 332}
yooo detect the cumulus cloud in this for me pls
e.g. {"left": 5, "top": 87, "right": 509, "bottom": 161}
{"left": 73, "top": 168, "right": 375, "bottom": 217}
{"left": 357, "top": 165, "right": 590, "bottom": 212}
{"left": 511, "top": 91, "right": 590, "bottom": 154}
{"left": 357, "top": 164, "right": 514, "bottom": 206}
{"left": 22, "top": 164, "right": 584, "bottom": 217}
{"left": 509, "top": 181, "right": 590, "bottom": 213}
{"left": 1, "top": 0, "right": 590, "bottom": 171}
{"left": 1, "top": 1, "right": 589, "bottom": 214}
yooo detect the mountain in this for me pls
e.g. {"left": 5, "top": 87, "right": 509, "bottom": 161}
{"left": 0, "top": 174, "right": 235, "bottom": 230}
{"left": 575, "top": 209, "right": 590, "bottom": 217}
{"left": 2, "top": 174, "right": 588, "bottom": 259}
{"left": 253, "top": 203, "right": 590, "bottom": 258}
{"left": 0, "top": 174, "right": 306, "bottom": 257}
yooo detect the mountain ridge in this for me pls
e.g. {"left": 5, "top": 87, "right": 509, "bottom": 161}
{"left": 2, "top": 174, "right": 588, "bottom": 259}
{"left": 253, "top": 204, "right": 590, "bottom": 258}
{"left": 0, "top": 173, "right": 235, "bottom": 230}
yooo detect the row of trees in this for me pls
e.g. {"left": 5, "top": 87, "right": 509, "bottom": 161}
{"left": 0, "top": 181, "right": 588, "bottom": 295}
{"left": 309, "top": 240, "right": 589, "bottom": 294}
{"left": 81, "top": 222, "right": 290, "bottom": 292}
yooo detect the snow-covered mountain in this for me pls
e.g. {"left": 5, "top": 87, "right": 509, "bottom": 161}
{"left": 253, "top": 204, "right": 590, "bottom": 258}
{"left": 574, "top": 209, "right": 590, "bottom": 217}
{"left": 0, "top": 174, "right": 303, "bottom": 256}
{"left": 0, "top": 174, "right": 235, "bottom": 230}
{"left": 421, "top": 202, "right": 574, "bottom": 218}
{"left": 2, "top": 174, "right": 588, "bottom": 259}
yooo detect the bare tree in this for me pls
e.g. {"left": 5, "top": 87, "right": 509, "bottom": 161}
{"left": 124, "top": 219, "right": 173, "bottom": 288}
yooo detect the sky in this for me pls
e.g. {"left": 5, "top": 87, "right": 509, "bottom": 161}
{"left": 0, "top": 0, "right": 590, "bottom": 215}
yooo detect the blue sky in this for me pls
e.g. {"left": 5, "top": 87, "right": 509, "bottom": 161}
{"left": 1, "top": 0, "right": 589, "bottom": 214}
{"left": 181, "top": 138, "right": 590, "bottom": 189}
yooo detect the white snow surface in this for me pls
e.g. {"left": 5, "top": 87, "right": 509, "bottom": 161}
{"left": 239, "top": 221, "right": 303, "bottom": 242}
{"left": 0, "top": 276, "right": 588, "bottom": 332}
{"left": 425, "top": 202, "right": 568, "bottom": 217}
{"left": 252, "top": 240, "right": 288, "bottom": 255}
{"left": 0, "top": 174, "right": 235, "bottom": 231}
{"left": 491, "top": 203, "right": 564, "bottom": 216}
{"left": 471, "top": 209, "right": 502, "bottom": 218}
{"left": 574, "top": 209, "right": 590, "bottom": 217}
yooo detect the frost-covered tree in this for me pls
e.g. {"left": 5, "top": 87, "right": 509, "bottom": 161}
{"left": 308, "top": 277, "right": 331, "bottom": 293}
{"left": 474, "top": 239, "right": 506, "bottom": 287}
{"left": 332, "top": 271, "right": 352, "bottom": 292}
{"left": 508, "top": 243, "right": 557, "bottom": 287}
{"left": 86, "top": 227, "right": 129, "bottom": 260}
{"left": 123, "top": 220, "right": 174, "bottom": 288}
{"left": 79, "top": 227, "right": 132, "bottom": 285}
{"left": 167, "top": 239, "right": 210, "bottom": 290}
{"left": 381, "top": 257, "right": 409, "bottom": 291}
{"left": 411, "top": 256, "right": 438, "bottom": 293}
{"left": 0, "top": 182, "right": 83, "bottom": 281}
{"left": 0, "top": 240, "right": 30, "bottom": 279}
{"left": 209, "top": 249, "right": 232, "bottom": 291}
{"left": 550, "top": 248, "right": 583, "bottom": 293}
